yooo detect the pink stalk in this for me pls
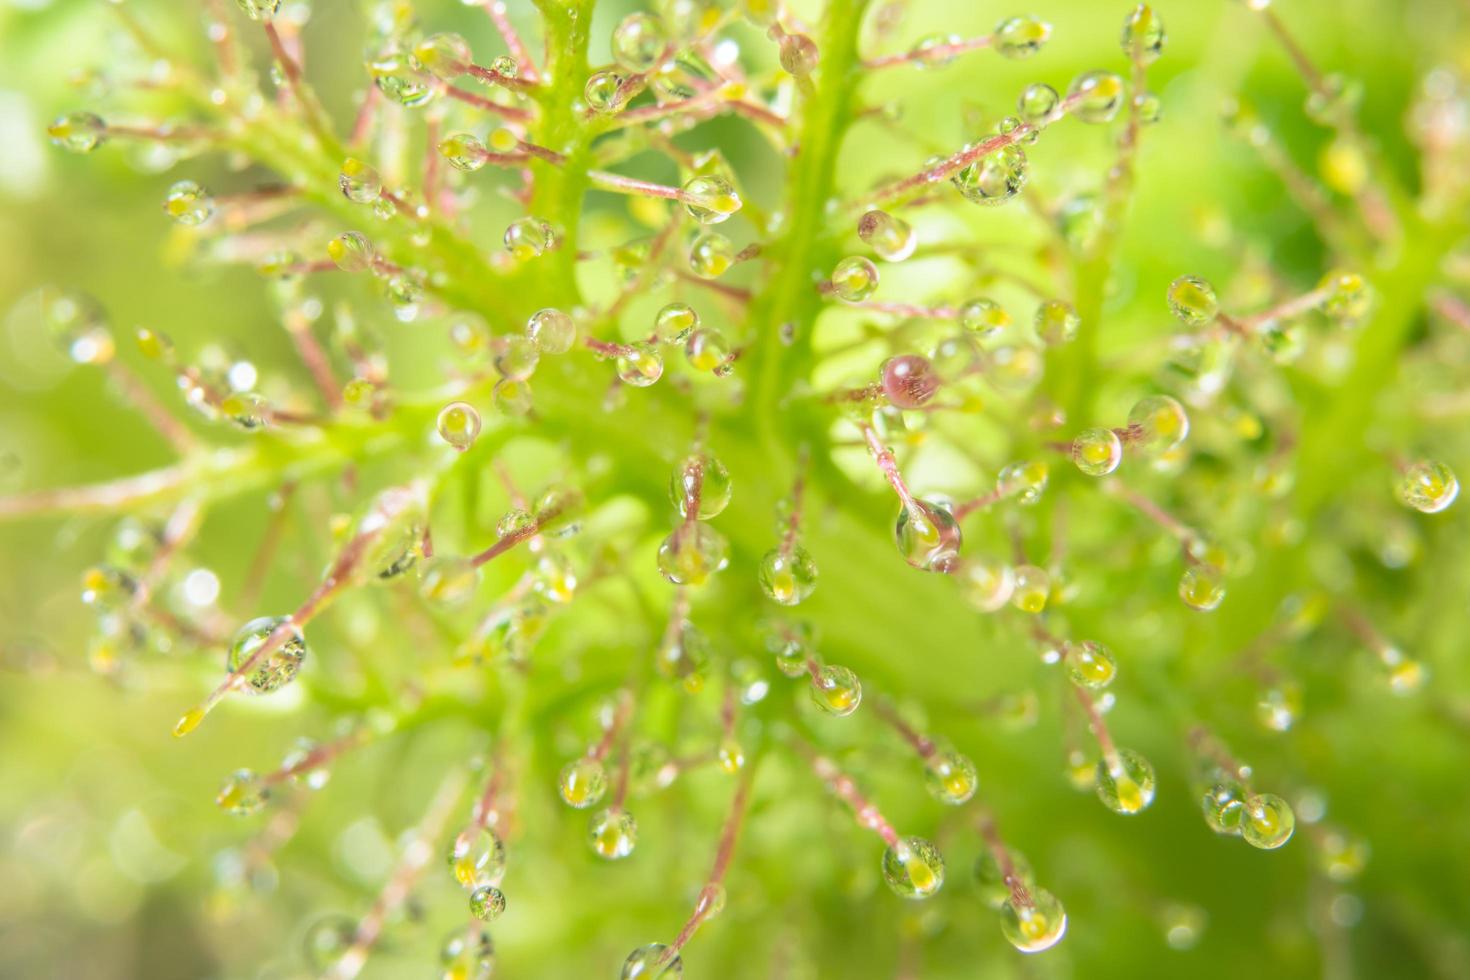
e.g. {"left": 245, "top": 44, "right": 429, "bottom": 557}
{"left": 863, "top": 34, "right": 993, "bottom": 70}
{"left": 800, "top": 746, "right": 900, "bottom": 848}
{"left": 326, "top": 768, "right": 468, "bottom": 980}
{"left": 104, "top": 359, "right": 197, "bottom": 454}
{"left": 870, "top": 698, "right": 937, "bottom": 760}
{"left": 976, "top": 812, "right": 1034, "bottom": 908}
{"left": 868, "top": 91, "right": 1086, "bottom": 205}
{"left": 483, "top": 1, "right": 540, "bottom": 82}
{"left": 667, "top": 770, "right": 755, "bottom": 956}
{"left": 174, "top": 485, "right": 422, "bottom": 736}
{"left": 1072, "top": 686, "right": 1121, "bottom": 769}
{"left": 861, "top": 423, "right": 920, "bottom": 513}
{"left": 442, "top": 83, "right": 533, "bottom": 122}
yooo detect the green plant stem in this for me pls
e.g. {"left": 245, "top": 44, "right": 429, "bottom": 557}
{"left": 747, "top": 0, "right": 873, "bottom": 466}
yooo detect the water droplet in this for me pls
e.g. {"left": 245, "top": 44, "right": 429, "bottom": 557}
{"left": 468, "top": 884, "right": 506, "bottom": 921}
{"left": 1240, "top": 794, "right": 1295, "bottom": 849}
{"left": 1001, "top": 888, "right": 1067, "bottom": 952}
{"left": 656, "top": 524, "right": 730, "bottom": 586}
{"left": 526, "top": 308, "right": 577, "bottom": 354}
{"left": 559, "top": 757, "right": 609, "bottom": 809}
{"left": 1071, "top": 427, "right": 1122, "bottom": 476}
{"left": 439, "top": 132, "right": 487, "bottom": 171}
{"left": 994, "top": 15, "right": 1052, "bottom": 59}
{"left": 682, "top": 174, "right": 742, "bottom": 224}
{"left": 952, "top": 145, "right": 1027, "bottom": 205}
{"left": 1068, "top": 70, "right": 1126, "bottom": 124}
{"left": 810, "top": 663, "right": 862, "bottom": 715}
{"left": 880, "top": 354, "right": 940, "bottom": 408}
{"left": 338, "top": 157, "right": 383, "bottom": 203}
{"left": 1121, "top": 5, "right": 1166, "bottom": 64}
{"left": 894, "top": 498, "right": 962, "bottom": 571}
{"left": 227, "top": 615, "right": 306, "bottom": 694}
{"left": 621, "top": 943, "right": 683, "bottom": 979}
{"left": 1167, "top": 275, "right": 1219, "bottom": 326}
{"left": 1396, "top": 460, "right": 1458, "bottom": 513}
{"left": 328, "top": 231, "right": 376, "bottom": 272}
{"left": 779, "top": 33, "right": 819, "bottom": 76}
{"left": 1095, "top": 748, "right": 1156, "bottom": 814}
{"left": 881, "top": 836, "right": 945, "bottom": 898}
{"left": 1064, "top": 641, "right": 1117, "bottom": 688}
{"left": 857, "top": 209, "right": 916, "bottom": 261}
{"left": 689, "top": 232, "right": 735, "bottom": 277}
{"left": 616, "top": 342, "right": 664, "bottom": 387}
{"left": 436, "top": 401, "right": 481, "bottom": 450}
{"left": 611, "top": 12, "right": 667, "bottom": 72}
{"left": 830, "top": 256, "right": 879, "bottom": 301}
{"left": 588, "top": 808, "right": 638, "bottom": 859}
{"left": 163, "top": 180, "right": 214, "bottom": 225}
{"left": 412, "top": 32, "right": 472, "bottom": 82}
{"left": 504, "top": 216, "right": 553, "bottom": 261}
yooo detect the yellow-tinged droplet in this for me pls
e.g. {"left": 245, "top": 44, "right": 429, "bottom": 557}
{"left": 174, "top": 706, "right": 207, "bottom": 737}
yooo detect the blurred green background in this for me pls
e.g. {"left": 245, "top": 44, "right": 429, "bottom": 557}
{"left": 2, "top": 0, "right": 1468, "bottom": 978}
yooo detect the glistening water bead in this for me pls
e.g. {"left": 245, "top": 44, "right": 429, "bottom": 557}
{"left": 809, "top": 664, "right": 862, "bottom": 716}
{"left": 216, "top": 769, "right": 268, "bottom": 815}
{"left": 881, "top": 355, "right": 940, "bottom": 409}
{"left": 778, "top": 32, "right": 819, "bottom": 77}
{"left": 450, "top": 827, "right": 507, "bottom": 887}
{"left": 656, "top": 524, "right": 730, "bottom": 586}
{"left": 758, "top": 547, "right": 819, "bottom": 605}
{"left": 1127, "top": 395, "right": 1190, "bottom": 454}
{"left": 338, "top": 157, "right": 382, "bottom": 204}
{"left": 164, "top": 181, "right": 214, "bottom": 226}
{"left": 1068, "top": 70, "right": 1126, "bottom": 124}
{"left": 857, "top": 210, "right": 917, "bottom": 262}
{"left": 621, "top": 944, "right": 683, "bottom": 979}
{"left": 666, "top": 456, "right": 732, "bottom": 518}
{"left": 504, "top": 217, "right": 554, "bottom": 261}
{"left": 1001, "top": 888, "right": 1067, "bottom": 953}
{"left": 1179, "top": 565, "right": 1226, "bottom": 611}
{"left": 440, "top": 133, "right": 487, "bottom": 171}
{"left": 436, "top": 402, "right": 481, "bottom": 451}
{"left": 1121, "top": 4, "right": 1167, "bottom": 63}
{"left": 1240, "top": 794, "right": 1295, "bottom": 849}
{"left": 923, "top": 750, "right": 978, "bottom": 805}
{"left": 558, "top": 757, "right": 609, "bottom": 809}
{"left": 1396, "top": 460, "right": 1459, "bottom": 514}
{"left": 328, "top": 231, "right": 375, "bottom": 272}
{"left": 526, "top": 308, "right": 577, "bottom": 354}
{"left": 960, "top": 297, "right": 1011, "bottom": 336}
{"left": 611, "top": 12, "right": 667, "bottom": 72}
{"left": 654, "top": 302, "right": 699, "bottom": 344}
{"left": 1201, "top": 779, "right": 1247, "bottom": 835}
{"left": 412, "top": 32, "right": 471, "bottom": 81}
{"left": 1071, "top": 427, "right": 1123, "bottom": 476}
{"left": 227, "top": 616, "right": 306, "bottom": 694}
{"left": 1034, "top": 299, "right": 1079, "bottom": 345}
{"left": 881, "top": 836, "right": 945, "bottom": 899}
{"left": 952, "top": 145, "right": 1027, "bottom": 206}
{"left": 994, "top": 15, "right": 1052, "bottom": 58}
{"left": 469, "top": 884, "right": 507, "bottom": 921}
{"left": 616, "top": 343, "right": 664, "bottom": 387}
{"left": 681, "top": 175, "right": 742, "bottom": 224}
{"left": 1064, "top": 641, "right": 1117, "bottom": 689}
{"left": 588, "top": 808, "right": 638, "bottom": 859}
{"left": 830, "top": 256, "right": 879, "bottom": 301}
{"left": 48, "top": 111, "right": 107, "bottom": 153}
{"left": 1168, "top": 275, "right": 1219, "bottom": 326}
{"left": 1095, "top": 749, "right": 1157, "bottom": 814}
{"left": 894, "top": 498, "right": 962, "bottom": 572}
{"left": 689, "top": 233, "right": 735, "bottom": 278}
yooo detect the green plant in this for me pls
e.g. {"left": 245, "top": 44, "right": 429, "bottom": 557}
{"left": 5, "top": 0, "right": 1470, "bottom": 976}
